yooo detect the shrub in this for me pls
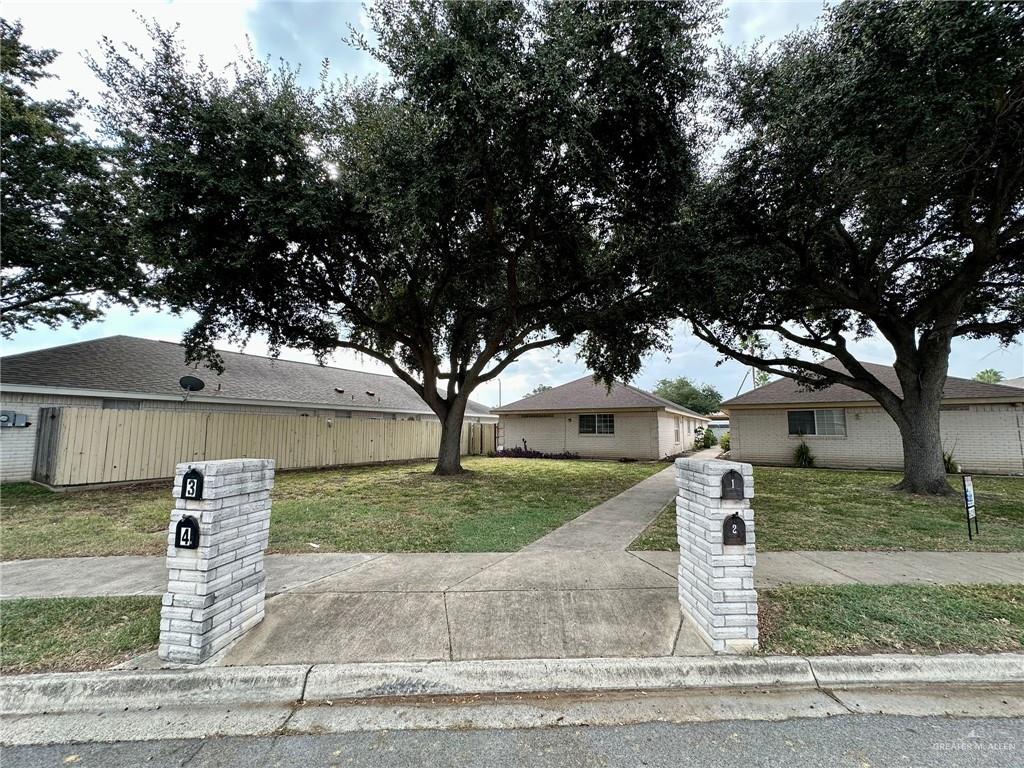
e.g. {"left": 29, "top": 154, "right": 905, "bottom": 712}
{"left": 719, "top": 432, "right": 730, "bottom": 452}
{"left": 793, "top": 441, "right": 815, "bottom": 468}
{"left": 943, "top": 445, "right": 961, "bottom": 474}
{"left": 494, "top": 447, "right": 580, "bottom": 460}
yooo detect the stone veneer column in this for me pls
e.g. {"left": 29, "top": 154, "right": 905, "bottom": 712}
{"left": 675, "top": 457, "right": 758, "bottom": 653}
{"left": 159, "top": 458, "right": 274, "bottom": 664}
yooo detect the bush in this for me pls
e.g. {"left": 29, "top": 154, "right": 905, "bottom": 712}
{"left": 694, "top": 425, "right": 718, "bottom": 450}
{"left": 719, "top": 432, "right": 730, "bottom": 452}
{"left": 493, "top": 447, "right": 580, "bottom": 460}
{"left": 793, "top": 441, "right": 815, "bottom": 468}
{"left": 943, "top": 446, "right": 961, "bottom": 474}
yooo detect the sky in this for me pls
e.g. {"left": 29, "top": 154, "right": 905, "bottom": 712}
{"left": 4, "top": 0, "right": 1022, "bottom": 406}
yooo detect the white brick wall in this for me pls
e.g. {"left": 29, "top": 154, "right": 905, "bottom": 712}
{"left": 729, "top": 403, "right": 1024, "bottom": 475}
{"left": 0, "top": 392, "right": 97, "bottom": 483}
{"left": 675, "top": 457, "right": 757, "bottom": 654}
{"left": 159, "top": 458, "right": 274, "bottom": 664}
{"left": 500, "top": 410, "right": 661, "bottom": 459}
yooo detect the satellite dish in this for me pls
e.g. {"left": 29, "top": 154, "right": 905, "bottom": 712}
{"left": 179, "top": 375, "right": 206, "bottom": 393}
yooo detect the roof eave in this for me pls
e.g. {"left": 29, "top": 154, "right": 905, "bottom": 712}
{"left": 0, "top": 382, "right": 498, "bottom": 419}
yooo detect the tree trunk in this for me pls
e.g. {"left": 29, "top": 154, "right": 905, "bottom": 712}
{"left": 890, "top": 363, "right": 955, "bottom": 495}
{"left": 433, "top": 398, "right": 468, "bottom": 476}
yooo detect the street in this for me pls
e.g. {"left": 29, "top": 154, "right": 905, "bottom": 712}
{"left": 5, "top": 716, "right": 1023, "bottom": 768}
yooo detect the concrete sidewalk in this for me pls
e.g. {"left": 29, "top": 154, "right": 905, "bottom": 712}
{"left": 3, "top": 549, "right": 1022, "bottom": 667}
{"left": 3, "top": 549, "right": 1022, "bottom": 600}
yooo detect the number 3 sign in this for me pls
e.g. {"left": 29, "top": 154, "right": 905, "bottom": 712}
{"left": 180, "top": 467, "right": 204, "bottom": 500}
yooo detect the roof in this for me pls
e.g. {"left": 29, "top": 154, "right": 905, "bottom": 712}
{"left": 722, "top": 359, "right": 1024, "bottom": 408}
{"left": 1004, "top": 376, "right": 1024, "bottom": 389}
{"left": 0, "top": 335, "right": 493, "bottom": 418}
{"left": 494, "top": 375, "right": 710, "bottom": 419}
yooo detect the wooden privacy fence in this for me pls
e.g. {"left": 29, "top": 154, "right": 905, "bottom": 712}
{"left": 33, "top": 407, "right": 497, "bottom": 487}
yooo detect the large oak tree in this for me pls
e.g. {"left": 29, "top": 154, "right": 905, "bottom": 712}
{"left": 1, "top": 19, "right": 140, "bottom": 337}
{"left": 92, "top": 0, "right": 714, "bottom": 473}
{"left": 671, "top": 1, "right": 1024, "bottom": 494}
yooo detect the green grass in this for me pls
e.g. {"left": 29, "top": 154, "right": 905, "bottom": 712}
{"left": 759, "top": 585, "right": 1024, "bottom": 655}
{"left": 630, "top": 467, "right": 1024, "bottom": 552}
{"left": 1, "top": 457, "right": 664, "bottom": 559}
{"left": 0, "top": 596, "right": 161, "bottom": 674}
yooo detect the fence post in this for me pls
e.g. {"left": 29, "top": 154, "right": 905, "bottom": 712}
{"left": 674, "top": 457, "right": 758, "bottom": 653}
{"left": 159, "top": 458, "right": 274, "bottom": 664}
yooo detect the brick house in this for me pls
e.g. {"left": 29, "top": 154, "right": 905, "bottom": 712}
{"left": 0, "top": 335, "right": 495, "bottom": 483}
{"left": 494, "top": 375, "right": 710, "bottom": 460}
{"left": 722, "top": 360, "right": 1024, "bottom": 475}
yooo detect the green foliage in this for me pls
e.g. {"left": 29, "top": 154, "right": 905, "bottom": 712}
{"left": 91, "top": 2, "right": 715, "bottom": 471}
{"left": 943, "top": 447, "right": 961, "bottom": 474}
{"left": 692, "top": 425, "right": 718, "bottom": 450}
{"left": 0, "top": 458, "right": 663, "bottom": 558}
{"left": 0, "top": 20, "right": 142, "bottom": 337}
{"left": 525, "top": 385, "right": 553, "bottom": 398}
{"left": 1, "top": 596, "right": 160, "bottom": 673}
{"left": 974, "top": 369, "right": 1005, "bottom": 384}
{"left": 793, "top": 441, "right": 815, "bottom": 468}
{"left": 630, "top": 468, "right": 1024, "bottom": 553}
{"left": 653, "top": 377, "right": 722, "bottom": 414}
{"left": 760, "top": 585, "right": 1024, "bottom": 655}
{"left": 673, "top": 1, "right": 1024, "bottom": 493}
{"left": 719, "top": 432, "right": 730, "bottom": 452}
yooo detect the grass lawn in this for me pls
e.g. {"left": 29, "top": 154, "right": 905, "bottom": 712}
{"left": 0, "top": 457, "right": 664, "bottom": 559}
{"left": 630, "top": 467, "right": 1024, "bottom": 552}
{"left": 759, "top": 585, "right": 1024, "bottom": 655}
{"left": 0, "top": 596, "right": 161, "bottom": 674}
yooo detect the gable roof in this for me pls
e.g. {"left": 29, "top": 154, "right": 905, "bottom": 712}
{"left": 1004, "top": 376, "right": 1024, "bottom": 389}
{"left": 722, "top": 359, "right": 1024, "bottom": 408}
{"left": 493, "top": 375, "right": 710, "bottom": 419}
{"left": 0, "top": 335, "right": 493, "bottom": 418}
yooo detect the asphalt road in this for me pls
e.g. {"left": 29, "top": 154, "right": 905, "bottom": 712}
{"left": 5, "top": 716, "right": 1023, "bottom": 768}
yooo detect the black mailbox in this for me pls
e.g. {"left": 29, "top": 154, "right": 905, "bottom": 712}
{"left": 723, "top": 513, "right": 746, "bottom": 545}
{"left": 721, "top": 470, "right": 745, "bottom": 500}
{"left": 175, "top": 515, "right": 200, "bottom": 549}
{"left": 180, "top": 467, "right": 204, "bottom": 500}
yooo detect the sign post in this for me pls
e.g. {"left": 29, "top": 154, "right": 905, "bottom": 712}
{"left": 962, "top": 474, "right": 979, "bottom": 540}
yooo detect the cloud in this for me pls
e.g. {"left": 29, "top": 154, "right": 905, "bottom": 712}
{"left": 246, "top": 0, "right": 385, "bottom": 87}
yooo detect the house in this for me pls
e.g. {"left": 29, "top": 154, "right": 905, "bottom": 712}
{"left": 706, "top": 411, "right": 730, "bottom": 439}
{"left": 0, "top": 335, "right": 495, "bottom": 483}
{"left": 722, "top": 359, "right": 1024, "bottom": 474}
{"left": 493, "top": 375, "right": 710, "bottom": 460}
{"left": 1005, "top": 376, "right": 1024, "bottom": 389}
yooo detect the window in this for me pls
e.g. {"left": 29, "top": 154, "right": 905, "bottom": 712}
{"left": 787, "top": 409, "right": 846, "bottom": 436}
{"left": 578, "top": 414, "right": 614, "bottom": 435}
{"left": 673, "top": 416, "right": 680, "bottom": 443}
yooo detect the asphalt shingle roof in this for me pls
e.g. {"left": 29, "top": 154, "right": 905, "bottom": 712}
{"left": 0, "top": 335, "right": 493, "bottom": 417}
{"left": 493, "top": 375, "right": 709, "bottom": 419}
{"left": 722, "top": 359, "right": 1024, "bottom": 408}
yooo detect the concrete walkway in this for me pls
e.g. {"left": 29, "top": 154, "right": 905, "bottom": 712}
{"left": 523, "top": 465, "right": 679, "bottom": 551}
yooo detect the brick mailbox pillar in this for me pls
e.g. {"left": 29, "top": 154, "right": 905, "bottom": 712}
{"left": 675, "top": 457, "right": 757, "bottom": 653}
{"left": 159, "top": 458, "right": 275, "bottom": 664}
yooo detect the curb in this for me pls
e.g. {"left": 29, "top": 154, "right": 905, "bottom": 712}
{"left": 2, "top": 653, "right": 1022, "bottom": 716}
{"left": 0, "top": 664, "right": 308, "bottom": 715}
